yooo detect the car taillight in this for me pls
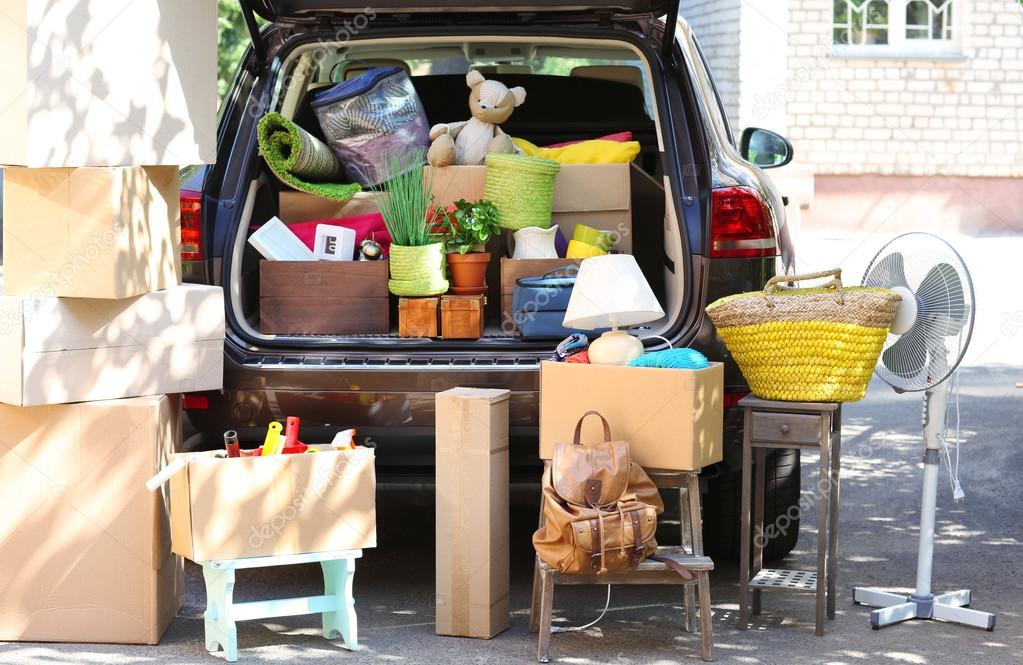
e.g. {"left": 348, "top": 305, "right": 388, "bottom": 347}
{"left": 723, "top": 390, "right": 750, "bottom": 409}
{"left": 182, "top": 393, "right": 209, "bottom": 410}
{"left": 709, "top": 186, "right": 777, "bottom": 259}
{"left": 180, "top": 190, "right": 203, "bottom": 262}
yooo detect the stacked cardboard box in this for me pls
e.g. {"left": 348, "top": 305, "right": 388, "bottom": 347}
{"left": 0, "top": 0, "right": 218, "bottom": 645}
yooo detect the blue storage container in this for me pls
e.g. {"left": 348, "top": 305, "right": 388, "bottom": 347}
{"left": 512, "top": 267, "right": 606, "bottom": 338}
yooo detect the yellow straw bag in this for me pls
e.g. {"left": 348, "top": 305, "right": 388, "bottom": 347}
{"left": 705, "top": 269, "right": 901, "bottom": 402}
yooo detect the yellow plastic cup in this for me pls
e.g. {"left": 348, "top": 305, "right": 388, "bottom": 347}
{"left": 572, "top": 223, "right": 616, "bottom": 251}
{"left": 566, "top": 239, "right": 608, "bottom": 259}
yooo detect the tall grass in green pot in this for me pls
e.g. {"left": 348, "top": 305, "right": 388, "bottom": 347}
{"left": 375, "top": 149, "right": 449, "bottom": 296}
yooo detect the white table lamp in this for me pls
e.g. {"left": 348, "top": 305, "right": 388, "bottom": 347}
{"left": 562, "top": 255, "right": 664, "bottom": 365}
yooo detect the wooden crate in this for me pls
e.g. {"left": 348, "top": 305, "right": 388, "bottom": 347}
{"left": 260, "top": 260, "right": 388, "bottom": 335}
{"left": 399, "top": 297, "right": 440, "bottom": 337}
{"left": 499, "top": 258, "right": 582, "bottom": 333}
{"left": 440, "top": 295, "right": 486, "bottom": 339}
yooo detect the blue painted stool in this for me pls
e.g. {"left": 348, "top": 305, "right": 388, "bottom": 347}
{"left": 201, "top": 549, "right": 361, "bottom": 662}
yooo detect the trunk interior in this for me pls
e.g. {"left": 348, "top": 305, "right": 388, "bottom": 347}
{"left": 228, "top": 34, "right": 688, "bottom": 351}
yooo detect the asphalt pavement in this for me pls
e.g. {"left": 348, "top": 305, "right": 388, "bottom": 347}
{"left": 2, "top": 370, "right": 1020, "bottom": 665}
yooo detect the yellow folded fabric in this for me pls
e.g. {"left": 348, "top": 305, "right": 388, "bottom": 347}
{"left": 512, "top": 137, "right": 641, "bottom": 164}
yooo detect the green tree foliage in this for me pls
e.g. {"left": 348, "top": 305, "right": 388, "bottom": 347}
{"left": 218, "top": 0, "right": 259, "bottom": 99}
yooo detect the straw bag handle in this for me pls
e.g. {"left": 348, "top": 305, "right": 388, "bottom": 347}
{"left": 763, "top": 269, "right": 845, "bottom": 306}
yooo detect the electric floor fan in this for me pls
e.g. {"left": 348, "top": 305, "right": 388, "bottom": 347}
{"left": 852, "top": 232, "right": 995, "bottom": 631}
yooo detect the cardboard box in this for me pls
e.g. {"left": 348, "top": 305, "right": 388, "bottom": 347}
{"left": 0, "top": 395, "right": 183, "bottom": 643}
{"left": 0, "top": 285, "right": 225, "bottom": 406}
{"left": 2, "top": 166, "right": 182, "bottom": 298}
{"left": 435, "top": 388, "right": 510, "bottom": 639}
{"left": 499, "top": 258, "right": 583, "bottom": 333}
{"left": 540, "top": 361, "right": 724, "bottom": 471}
{"left": 280, "top": 164, "right": 632, "bottom": 253}
{"left": 428, "top": 164, "right": 632, "bottom": 252}
{"left": 260, "top": 260, "right": 389, "bottom": 335}
{"left": 0, "top": 0, "right": 216, "bottom": 166}
{"left": 278, "top": 190, "right": 382, "bottom": 223}
{"left": 169, "top": 447, "right": 377, "bottom": 561}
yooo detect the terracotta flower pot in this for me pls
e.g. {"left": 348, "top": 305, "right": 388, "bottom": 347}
{"left": 448, "top": 251, "right": 490, "bottom": 291}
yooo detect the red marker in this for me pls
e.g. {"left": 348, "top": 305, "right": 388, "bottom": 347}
{"left": 223, "top": 430, "right": 240, "bottom": 458}
{"left": 284, "top": 417, "right": 298, "bottom": 448}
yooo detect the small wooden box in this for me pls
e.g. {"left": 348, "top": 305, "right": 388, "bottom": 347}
{"left": 399, "top": 297, "right": 440, "bottom": 337}
{"left": 260, "top": 261, "right": 388, "bottom": 335}
{"left": 499, "top": 258, "right": 582, "bottom": 333}
{"left": 440, "top": 295, "right": 486, "bottom": 339}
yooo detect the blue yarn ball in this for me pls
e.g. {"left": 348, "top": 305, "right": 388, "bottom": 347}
{"left": 628, "top": 348, "right": 710, "bottom": 370}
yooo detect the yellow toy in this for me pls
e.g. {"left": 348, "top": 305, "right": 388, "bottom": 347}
{"left": 260, "top": 421, "right": 284, "bottom": 456}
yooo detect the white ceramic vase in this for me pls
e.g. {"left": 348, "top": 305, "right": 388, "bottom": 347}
{"left": 511, "top": 225, "right": 559, "bottom": 259}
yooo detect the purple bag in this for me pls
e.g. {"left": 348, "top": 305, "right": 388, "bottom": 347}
{"left": 312, "top": 67, "right": 430, "bottom": 187}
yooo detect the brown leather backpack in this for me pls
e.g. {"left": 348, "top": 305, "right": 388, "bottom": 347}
{"left": 533, "top": 411, "right": 664, "bottom": 575}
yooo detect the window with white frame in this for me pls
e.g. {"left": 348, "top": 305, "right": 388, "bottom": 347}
{"left": 832, "top": 0, "right": 962, "bottom": 56}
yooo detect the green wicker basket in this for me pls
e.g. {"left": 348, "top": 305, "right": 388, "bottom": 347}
{"left": 484, "top": 153, "right": 561, "bottom": 230}
{"left": 388, "top": 243, "right": 449, "bottom": 296}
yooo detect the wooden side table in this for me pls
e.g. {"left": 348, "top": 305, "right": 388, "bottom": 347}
{"left": 738, "top": 395, "right": 841, "bottom": 636}
{"left": 202, "top": 549, "right": 361, "bottom": 661}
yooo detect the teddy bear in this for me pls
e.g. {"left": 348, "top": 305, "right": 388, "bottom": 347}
{"left": 426, "top": 70, "right": 526, "bottom": 167}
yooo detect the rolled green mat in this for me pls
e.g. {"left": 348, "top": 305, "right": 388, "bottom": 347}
{"left": 257, "top": 112, "right": 361, "bottom": 202}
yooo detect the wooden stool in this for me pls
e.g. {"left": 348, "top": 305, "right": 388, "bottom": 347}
{"left": 738, "top": 395, "right": 842, "bottom": 636}
{"left": 529, "top": 468, "right": 714, "bottom": 662}
{"left": 201, "top": 550, "right": 361, "bottom": 662}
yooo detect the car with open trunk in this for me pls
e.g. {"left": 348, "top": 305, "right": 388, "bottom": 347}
{"left": 181, "top": 0, "right": 800, "bottom": 559}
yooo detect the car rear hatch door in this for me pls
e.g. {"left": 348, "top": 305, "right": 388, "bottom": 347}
{"left": 240, "top": 1, "right": 681, "bottom": 60}
{"left": 243, "top": 1, "right": 673, "bottom": 20}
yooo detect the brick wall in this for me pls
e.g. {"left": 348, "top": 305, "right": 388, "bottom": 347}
{"left": 681, "top": 0, "right": 743, "bottom": 130}
{"left": 786, "top": 0, "right": 1023, "bottom": 177}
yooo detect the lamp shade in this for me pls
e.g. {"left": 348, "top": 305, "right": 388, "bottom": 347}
{"left": 562, "top": 255, "right": 664, "bottom": 330}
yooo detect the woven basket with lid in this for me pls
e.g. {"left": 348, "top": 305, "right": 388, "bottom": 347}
{"left": 484, "top": 153, "right": 560, "bottom": 230}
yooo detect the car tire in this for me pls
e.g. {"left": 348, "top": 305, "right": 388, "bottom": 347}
{"left": 702, "top": 448, "right": 801, "bottom": 561}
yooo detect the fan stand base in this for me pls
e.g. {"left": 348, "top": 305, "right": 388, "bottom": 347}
{"left": 852, "top": 587, "right": 995, "bottom": 631}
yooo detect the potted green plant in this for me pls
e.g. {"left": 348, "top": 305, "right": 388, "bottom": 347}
{"left": 437, "top": 198, "right": 500, "bottom": 295}
{"left": 375, "top": 150, "right": 449, "bottom": 296}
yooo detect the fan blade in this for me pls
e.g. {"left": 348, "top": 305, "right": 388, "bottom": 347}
{"left": 865, "top": 251, "right": 909, "bottom": 289}
{"left": 916, "top": 262, "right": 967, "bottom": 336}
{"left": 882, "top": 327, "right": 929, "bottom": 379}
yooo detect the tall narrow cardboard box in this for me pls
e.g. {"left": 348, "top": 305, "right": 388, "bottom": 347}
{"left": 435, "top": 388, "right": 510, "bottom": 639}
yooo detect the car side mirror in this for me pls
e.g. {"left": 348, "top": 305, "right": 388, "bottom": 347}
{"left": 740, "top": 127, "right": 793, "bottom": 169}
